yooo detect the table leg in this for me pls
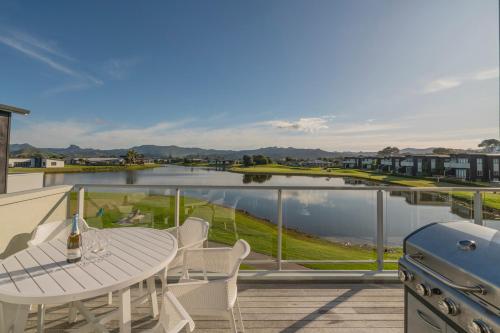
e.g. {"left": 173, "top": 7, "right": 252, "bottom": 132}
{"left": 36, "top": 304, "right": 45, "bottom": 333}
{"left": 118, "top": 288, "right": 131, "bottom": 333}
{"left": 146, "top": 276, "right": 159, "bottom": 318}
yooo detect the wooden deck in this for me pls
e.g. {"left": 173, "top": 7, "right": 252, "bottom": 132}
{"left": 25, "top": 282, "right": 404, "bottom": 333}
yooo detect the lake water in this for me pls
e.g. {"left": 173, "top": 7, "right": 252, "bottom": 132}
{"left": 45, "top": 165, "right": 499, "bottom": 245}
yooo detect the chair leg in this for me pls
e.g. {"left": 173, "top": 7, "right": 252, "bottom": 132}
{"left": 36, "top": 304, "right": 45, "bottom": 333}
{"left": 235, "top": 298, "right": 245, "bottom": 333}
{"left": 229, "top": 309, "right": 238, "bottom": 333}
{"left": 68, "top": 302, "right": 78, "bottom": 323}
{"left": 107, "top": 292, "right": 113, "bottom": 305}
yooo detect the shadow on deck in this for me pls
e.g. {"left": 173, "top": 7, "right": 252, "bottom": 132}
{"left": 25, "top": 282, "right": 404, "bottom": 333}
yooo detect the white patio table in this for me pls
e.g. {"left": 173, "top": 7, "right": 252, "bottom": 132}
{"left": 0, "top": 227, "right": 177, "bottom": 333}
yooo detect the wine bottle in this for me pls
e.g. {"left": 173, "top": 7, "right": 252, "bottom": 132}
{"left": 67, "top": 213, "right": 82, "bottom": 263}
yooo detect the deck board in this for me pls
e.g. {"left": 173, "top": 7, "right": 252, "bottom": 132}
{"left": 24, "top": 282, "right": 404, "bottom": 332}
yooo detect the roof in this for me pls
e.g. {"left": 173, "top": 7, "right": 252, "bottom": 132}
{"left": 0, "top": 104, "right": 30, "bottom": 115}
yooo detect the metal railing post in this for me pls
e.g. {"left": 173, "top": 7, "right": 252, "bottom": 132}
{"left": 473, "top": 191, "right": 483, "bottom": 225}
{"left": 376, "top": 190, "right": 384, "bottom": 271}
{"left": 175, "top": 188, "right": 180, "bottom": 229}
{"left": 277, "top": 189, "right": 283, "bottom": 271}
{"left": 77, "top": 186, "right": 85, "bottom": 217}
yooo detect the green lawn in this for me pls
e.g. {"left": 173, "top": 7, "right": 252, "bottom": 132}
{"left": 74, "top": 192, "right": 400, "bottom": 270}
{"left": 9, "top": 164, "right": 161, "bottom": 174}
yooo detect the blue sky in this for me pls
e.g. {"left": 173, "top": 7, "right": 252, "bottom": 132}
{"left": 0, "top": 0, "right": 498, "bottom": 151}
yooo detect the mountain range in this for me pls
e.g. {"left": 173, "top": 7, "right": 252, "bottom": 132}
{"left": 9, "top": 143, "right": 467, "bottom": 160}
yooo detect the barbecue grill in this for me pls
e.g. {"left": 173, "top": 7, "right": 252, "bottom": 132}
{"left": 399, "top": 221, "right": 499, "bottom": 333}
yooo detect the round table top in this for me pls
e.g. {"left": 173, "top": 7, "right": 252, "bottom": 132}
{"left": 0, "top": 227, "right": 177, "bottom": 305}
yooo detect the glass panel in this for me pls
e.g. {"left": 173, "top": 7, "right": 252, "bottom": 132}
{"left": 384, "top": 189, "right": 473, "bottom": 269}
{"left": 282, "top": 189, "right": 378, "bottom": 270}
{"left": 481, "top": 192, "right": 500, "bottom": 231}
{"left": 79, "top": 186, "right": 175, "bottom": 229}
{"left": 181, "top": 188, "right": 277, "bottom": 270}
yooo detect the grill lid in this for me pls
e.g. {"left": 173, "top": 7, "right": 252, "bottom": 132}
{"left": 404, "top": 221, "right": 500, "bottom": 308}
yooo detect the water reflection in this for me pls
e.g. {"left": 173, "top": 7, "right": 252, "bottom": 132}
{"left": 242, "top": 174, "right": 272, "bottom": 184}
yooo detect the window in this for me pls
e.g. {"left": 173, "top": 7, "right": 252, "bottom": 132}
{"left": 458, "top": 158, "right": 468, "bottom": 164}
{"left": 430, "top": 159, "right": 436, "bottom": 170}
{"left": 456, "top": 169, "right": 467, "bottom": 179}
{"left": 417, "top": 159, "right": 422, "bottom": 173}
{"left": 494, "top": 159, "right": 499, "bottom": 176}
{"left": 477, "top": 158, "right": 483, "bottom": 177}
{"left": 51, "top": 162, "right": 57, "bottom": 166}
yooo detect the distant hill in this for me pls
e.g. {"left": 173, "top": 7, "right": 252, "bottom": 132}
{"left": 10, "top": 143, "right": 472, "bottom": 160}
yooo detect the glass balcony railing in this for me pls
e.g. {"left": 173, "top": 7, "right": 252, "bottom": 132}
{"left": 70, "top": 184, "right": 500, "bottom": 272}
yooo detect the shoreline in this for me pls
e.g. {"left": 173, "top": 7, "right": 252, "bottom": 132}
{"left": 8, "top": 164, "right": 162, "bottom": 174}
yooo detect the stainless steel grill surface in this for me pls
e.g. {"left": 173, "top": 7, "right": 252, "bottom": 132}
{"left": 399, "top": 221, "right": 500, "bottom": 333}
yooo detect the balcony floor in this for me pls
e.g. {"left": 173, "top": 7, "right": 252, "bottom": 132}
{"left": 25, "top": 282, "right": 404, "bottom": 333}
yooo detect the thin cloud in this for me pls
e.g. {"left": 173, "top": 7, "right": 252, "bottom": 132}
{"left": 422, "top": 67, "right": 499, "bottom": 94}
{"left": 103, "top": 57, "right": 141, "bottom": 80}
{"left": 0, "top": 30, "right": 102, "bottom": 87}
{"left": 265, "top": 117, "right": 330, "bottom": 132}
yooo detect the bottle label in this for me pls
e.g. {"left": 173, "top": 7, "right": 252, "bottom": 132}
{"left": 67, "top": 248, "right": 82, "bottom": 260}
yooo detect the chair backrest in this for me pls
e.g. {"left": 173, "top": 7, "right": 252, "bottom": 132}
{"left": 29, "top": 218, "right": 90, "bottom": 246}
{"left": 156, "top": 291, "right": 195, "bottom": 333}
{"left": 228, "top": 239, "right": 251, "bottom": 277}
{"left": 179, "top": 218, "right": 209, "bottom": 248}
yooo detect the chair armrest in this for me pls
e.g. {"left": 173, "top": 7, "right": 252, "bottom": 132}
{"left": 183, "top": 247, "right": 233, "bottom": 275}
{"left": 177, "top": 238, "right": 206, "bottom": 252}
{"left": 168, "top": 279, "right": 230, "bottom": 311}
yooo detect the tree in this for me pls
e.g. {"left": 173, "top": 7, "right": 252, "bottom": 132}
{"left": 478, "top": 139, "right": 500, "bottom": 152}
{"left": 377, "top": 146, "right": 399, "bottom": 156}
{"left": 125, "top": 149, "right": 139, "bottom": 164}
{"left": 432, "top": 147, "right": 453, "bottom": 155}
{"left": 253, "top": 154, "right": 271, "bottom": 165}
{"left": 242, "top": 155, "right": 254, "bottom": 167}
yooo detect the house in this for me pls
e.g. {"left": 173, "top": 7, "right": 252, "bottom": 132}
{"left": 342, "top": 156, "right": 360, "bottom": 169}
{"left": 9, "top": 157, "right": 64, "bottom": 168}
{"left": 40, "top": 158, "right": 64, "bottom": 168}
{"left": 301, "top": 160, "right": 333, "bottom": 168}
{"left": 360, "top": 156, "right": 377, "bottom": 170}
{"left": 8, "top": 158, "right": 35, "bottom": 168}
{"left": 444, "top": 153, "right": 500, "bottom": 182}
{"left": 72, "top": 157, "right": 125, "bottom": 165}
{"left": 397, "top": 155, "right": 448, "bottom": 176}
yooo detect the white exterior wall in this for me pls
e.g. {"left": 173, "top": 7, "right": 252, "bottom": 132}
{"left": 7, "top": 173, "right": 44, "bottom": 193}
{"left": 8, "top": 158, "right": 35, "bottom": 168}
{"left": 42, "top": 159, "right": 65, "bottom": 168}
{"left": 0, "top": 185, "right": 72, "bottom": 259}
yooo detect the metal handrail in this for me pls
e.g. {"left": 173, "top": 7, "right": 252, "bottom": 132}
{"left": 73, "top": 183, "right": 500, "bottom": 192}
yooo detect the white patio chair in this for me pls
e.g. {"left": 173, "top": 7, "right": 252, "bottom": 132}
{"left": 140, "top": 291, "right": 195, "bottom": 333}
{"left": 168, "top": 239, "right": 251, "bottom": 333}
{"left": 165, "top": 217, "right": 209, "bottom": 275}
{"left": 27, "top": 217, "right": 93, "bottom": 247}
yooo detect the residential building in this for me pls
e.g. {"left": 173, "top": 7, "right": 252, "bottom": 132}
{"left": 71, "top": 157, "right": 125, "bottom": 165}
{"left": 360, "top": 156, "right": 377, "bottom": 170}
{"left": 41, "top": 158, "right": 65, "bottom": 168}
{"left": 342, "top": 156, "right": 360, "bottom": 169}
{"left": 444, "top": 153, "right": 490, "bottom": 181}
{"left": 8, "top": 158, "right": 35, "bottom": 168}
{"left": 9, "top": 157, "right": 65, "bottom": 168}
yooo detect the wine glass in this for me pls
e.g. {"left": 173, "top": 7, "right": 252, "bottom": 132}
{"left": 83, "top": 229, "right": 97, "bottom": 261}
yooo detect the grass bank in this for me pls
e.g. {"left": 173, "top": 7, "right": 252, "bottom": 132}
{"left": 9, "top": 164, "right": 161, "bottom": 174}
{"left": 75, "top": 192, "right": 400, "bottom": 270}
{"left": 230, "top": 165, "right": 500, "bottom": 213}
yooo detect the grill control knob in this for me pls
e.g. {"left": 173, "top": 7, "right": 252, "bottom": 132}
{"left": 415, "top": 283, "right": 432, "bottom": 297}
{"left": 437, "top": 298, "right": 459, "bottom": 316}
{"left": 398, "top": 269, "right": 413, "bottom": 282}
{"left": 468, "top": 319, "right": 492, "bottom": 333}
